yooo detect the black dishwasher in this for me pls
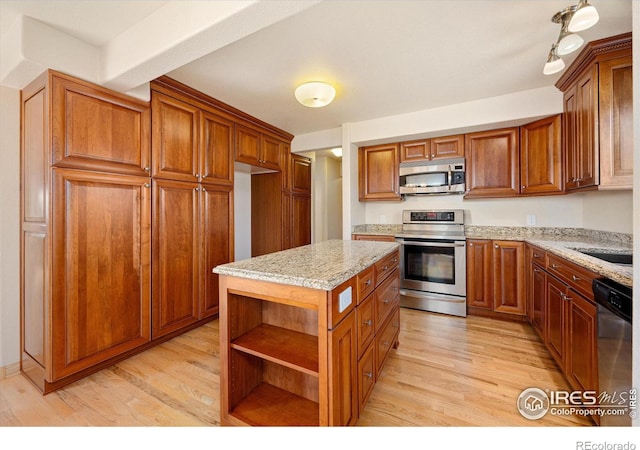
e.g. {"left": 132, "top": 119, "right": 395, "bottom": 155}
{"left": 592, "top": 278, "right": 633, "bottom": 427}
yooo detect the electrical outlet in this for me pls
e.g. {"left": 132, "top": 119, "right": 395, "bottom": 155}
{"left": 527, "top": 214, "right": 537, "bottom": 226}
{"left": 338, "top": 286, "right": 352, "bottom": 313}
{"left": 380, "top": 215, "right": 386, "bottom": 224}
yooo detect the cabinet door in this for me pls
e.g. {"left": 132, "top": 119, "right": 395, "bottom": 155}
{"left": 200, "top": 184, "right": 233, "bottom": 319}
{"left": 563, "top": 86, "right": 580, "bottom": 191}
{"left": 51, "top": 169, "right": 151, "bottom": 380}
{"left": 566, "top": 290, "right": 597, "bottom": 393}
{"left": 465, "top": 128, "right": 519, "bottom": 197}
{"left": 520, "top": 115, "right": 563, "bottom": 195}
{"left": 399, "top": 139, "right": 429, "bottom": 163}
{"left": 260, "top": 135, "right": 283, "bottom": 170}
{"left": 546, "top": 275, "right": 568, "bottom": 369}
{"left": 466, "top": 239, "right": 493, "bottom": 309}
{"left": 289, "top": 154, "right": 312, "bottom": 193}
{"left": 430, "top": 134, "right": 464, "bottom": 160}
{"left": 235, "top": 124, "right": 261, "bottom": 166}
{"left": 152, "top": 179, "right": 199, "bottom": 338}
{"left": 288, "top": 193, "right": 312, "bottom": 249}
{"left": 492, "top": 241, "right": 526, "bottom": 315}
{"left": 358, "top": 144, "right": 401, "bottom": 201}
{"left": 200, "top": 110, "right": 234, "bottom": 186}
{"left": 575, "top": 66, "right": 599, "bottom": 189}
{"left": 328, "top": 311, "right": 358, "bottom": 426}
{"left": 151, "top": 92, "right": 200, "bottom": 182}
{"left": 51, "top": 73, "right": 150, "bottom": 176}
{"left": 599, "top": 55, "right": 633, "bottom": 189}
{"left": 529, "top": 263, "right": 546, "bottom": 339}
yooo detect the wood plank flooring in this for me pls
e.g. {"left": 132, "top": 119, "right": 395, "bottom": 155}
{"left": 0, "top": 308, "right": 591, "bottom": 427}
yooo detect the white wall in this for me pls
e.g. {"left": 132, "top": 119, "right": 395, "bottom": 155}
{"left": 234, "top": 171, "right": 252, "bottom": 261}
{"left": 0, "top": 86, "right": 21, "bottom": 368}
{"left": 581, "top": 190, "right": 634, "bottom": 234}
{"left": 310, "top": 152, "right": 342, "bottom": 242}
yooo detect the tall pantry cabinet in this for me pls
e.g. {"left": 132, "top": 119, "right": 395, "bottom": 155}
{"left": 20, "top": 71, "right": 237, "bottom": 393}
{"left": 21, "top": 70, "right": 153, "bottom": 393}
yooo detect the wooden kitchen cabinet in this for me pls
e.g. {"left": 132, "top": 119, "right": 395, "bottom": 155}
{"left": 466, "top": 239, "right": 494, "bottom": 310}
{"left": 520, "top": 115, "right": 563, "bottom": 195}
{"left": 288, "top": 153, "right": 312, "bottom": 193}
{"left": 236, "top": 123, "right": 282, "bottom": 171}
{"left": 218, "top": 247, "right": 400, "bottom": 426}
{"left": 466, "top": 239, "right": 526, "bottom": 317}
{"left": 359, "top": 143, "right": 401, "bottom": 201}
{"left": 49, "top": 71, "right": 151, "bottom": 176}
{"left": 527, "top": 245, "right": 547, "bottom": 339}
{"left": 352, "top": 234, "right": 397, "bottom": 242}
{"left": 492, "top": 241, "right": 526, "bottom": 315}
{"left": 399, "top": 134, "right": 465, "bottom": 163}
{"left": 152, "top": 179, "right": 233, "bottom": 338}
{"left": 21, "top": 71, "right": 153, "bottom": 393}
{"left": 151, "top": 90, "right": 234, "bottom": 185}
{"left": 464, "top": 128, "right": 519, "bottom": 198}
{"left": 556, "top": 32, "right": 632, "bottom": 191}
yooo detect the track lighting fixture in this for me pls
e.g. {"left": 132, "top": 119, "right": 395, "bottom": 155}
{"left": 542, "top": 1, "right": 599, "bottom": 75}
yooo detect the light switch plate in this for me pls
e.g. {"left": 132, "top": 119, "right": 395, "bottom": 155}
{"left": 338, "top": 286, "right": 352, "bottom": 313}
{"left": 527, "top": 214, "right": 537, "bottom": 226}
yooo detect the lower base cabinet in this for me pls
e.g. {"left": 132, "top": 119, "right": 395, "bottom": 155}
{"left": 526, "top": 245, "right": 599, "bottom": 423}
{"left": 218, "top": 250, "right": 400, "bottom": 426}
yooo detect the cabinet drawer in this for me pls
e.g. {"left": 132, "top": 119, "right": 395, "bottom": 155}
{"left": 358, "top": 343, "right": 376, "bottom": 411}
{"left": 357, "top": 265, "right": 375, "bottom": 304}
{"left": 376, "top": 308, "right": 400, "bottom": 376}
{"left": 375, "top": 268, "right": 399, "bottom": 330}
{"left": 356, "top": 294, "right": 375, "bottom": 358}
{"left": 528, "top": 245, "right": 547, "bottom": 267}
{"left": 546, "top": 254, "right": 598, "bottom": 299}
{"left": 375, "top": 250, "right": 399, "bottom": 286}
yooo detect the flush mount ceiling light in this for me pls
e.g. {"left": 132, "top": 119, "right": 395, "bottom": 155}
{"left": 294, "top": 82, "right": 336, "bottom": 108}
{"left": 568, "top": 0, "right": 599, "bottom": 32}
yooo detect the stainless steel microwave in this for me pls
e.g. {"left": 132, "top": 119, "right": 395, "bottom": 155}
{"left": 399, "top": 157, "right": 466, "bottom": 195}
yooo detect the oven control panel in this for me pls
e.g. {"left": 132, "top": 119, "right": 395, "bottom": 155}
{"left": 404, "top": 209, "right": 463, "bottom": 224}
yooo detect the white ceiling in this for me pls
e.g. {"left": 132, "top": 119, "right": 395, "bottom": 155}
{"left": 0, "top": 0, "right": 633, "bottom": 137}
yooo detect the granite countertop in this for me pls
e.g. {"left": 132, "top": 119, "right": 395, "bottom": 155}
{"left": 351, "top": 224, "right": 633, "bottom": 288}
{"left": 213, "top": 239, "right": 399, "bottom": 291}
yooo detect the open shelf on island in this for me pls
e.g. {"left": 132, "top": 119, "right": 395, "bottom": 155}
{"left": 230, "top": 382, "right": 319, "bottom": 426}
{"left": 230, "top": 323, "right": 319, "bottom": 376}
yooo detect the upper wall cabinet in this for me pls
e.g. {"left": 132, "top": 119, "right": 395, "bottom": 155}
{"left": 556, "top": 32, "right": 632, "bottom": 191}
{"left": 520, "top": 114, "right": 563, "bottom": 195}
{"left": 50, "top": 71, "right": 150, "bottom": 176}
{"left": 465, "top": 127, "right": 520, "bottom": 198}
{"left": 359, "top": 143, "right": 401, "bottom": 201}
{"left": 151, "top": 90, "right": 234, "bottom": 186}
{"left": 399, "top": 134, "right": 464, "bottom": 163}
{"left": 236, "top": 123, "right": 283, "bottom": 171}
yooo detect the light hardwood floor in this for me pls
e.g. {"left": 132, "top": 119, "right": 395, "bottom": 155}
{"left": 0, "top": 308, "right": 591, "bottom": 427}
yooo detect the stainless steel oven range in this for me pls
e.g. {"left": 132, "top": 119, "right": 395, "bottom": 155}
{"left": 395, "top": 209, "right": 466, "bottom": 317}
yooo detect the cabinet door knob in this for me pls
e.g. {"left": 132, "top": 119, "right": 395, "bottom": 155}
{"left": 522, "top": 185, "right": 526, "bottom": 190}
{"left": 363, "top": 319, "right": 372, "bottom": 326}
{"left": 469, "top": 242, "right": 474, "bottom": 247}
{"left": 494, "top": 244, "right": 499, "bottom": 249}
{"left": 144, "top": 166, "right": 150, "bottom": 172}
{"left": 143, "top": 183, "right": 150, "bottom": 188}
{"left": 364, "top": 371, "right": 373, "bottom": 379}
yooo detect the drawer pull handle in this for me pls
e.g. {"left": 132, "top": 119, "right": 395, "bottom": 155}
{"left": 365, "top": 279, "right": 372, "bottom": 286}
{"left": 364, "top": 371, "right": 373, "bottom": 379}
{"left": 551, "top": 264, "right": 560, "bottom": 268}
{"left": 383, "top": 298, "right": 389, "bottom": 304}
{"left": 572, "top": 275, "right": 580, "bottom": 281}
{"left": 383, "top": 265, "right": 388, "bottom": 270}
{"left": 533, "top": 253, "right": 541, "bottom": 258}
{"left": 363, "top": 319, "right": 372, "bottom": 326}
{"left": 533, "top": 268, "right": 541, "bottom": 273}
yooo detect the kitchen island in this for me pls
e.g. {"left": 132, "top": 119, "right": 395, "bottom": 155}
{"left": 213, "top": 239, "right": 400, "bottom": 426}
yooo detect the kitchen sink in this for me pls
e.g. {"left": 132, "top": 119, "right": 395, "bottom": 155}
{"left": 576, "top": 250, "right": 632, "bottom": 266}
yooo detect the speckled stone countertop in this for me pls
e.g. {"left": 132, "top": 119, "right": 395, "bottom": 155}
{"left": 213, "top": 239, "right": 399, "bottom": 291}
{"left": 351, "top": 224, "right": 633, "bottom": 287}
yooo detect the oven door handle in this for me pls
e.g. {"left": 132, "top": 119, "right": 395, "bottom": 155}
{"left": 395, "top": 239, "right": 466, "bottom": 248}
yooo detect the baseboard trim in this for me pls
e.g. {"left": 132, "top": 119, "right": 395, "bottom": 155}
{"left": 0, "top": 362, "right": 20, "bottom": 379}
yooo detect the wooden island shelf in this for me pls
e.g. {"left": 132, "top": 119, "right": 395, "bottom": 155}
{"left": 214, "top": 240, "right": 400, "bottom": 426}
